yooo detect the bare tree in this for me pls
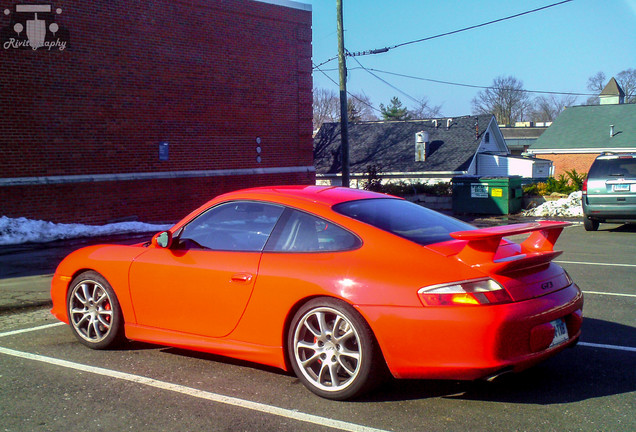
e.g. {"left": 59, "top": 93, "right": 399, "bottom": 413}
{"left": 313, "top": 88, "right": 340, "bottom": 131}
{"left": 408, "top": 97, "right": 443, "bottom": 119}
{"left": 586, "top": 71, "right": 607, "bottom": 104}
{"left": 531, "top": 94, "right": 578, "bottom": 122}
{"left": 616, "top": 68, "right": 636, "bottom": 103}
{"left": 471, "top": 76, "right": 532, "bottom": 125}
{"left": 313, "top": 88, "right": 378, "bottom": 131}
{"left": 347, "top": 92, "right": 378, "bottom": 123}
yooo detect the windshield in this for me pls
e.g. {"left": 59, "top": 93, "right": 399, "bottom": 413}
{"left": 333, "top": 198, "right": 475, "bottom": 246}
{"left": 589, "top": 157, "right": 636, "bottom": 178}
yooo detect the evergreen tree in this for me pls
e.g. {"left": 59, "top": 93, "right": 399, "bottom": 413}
{"left": 380, "top": 97, "right": 410, "bottom": 121}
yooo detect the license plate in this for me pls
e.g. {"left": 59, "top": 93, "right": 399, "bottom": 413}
{"left": 613, "top": 184, "right": 630, "bottom": 191}
{"left": 549, "top": 319, "right": 569, "bottom": 347}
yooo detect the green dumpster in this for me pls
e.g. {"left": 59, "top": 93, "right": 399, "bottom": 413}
{"left": 452, "top": 176, "right": 523, "bottom": 215}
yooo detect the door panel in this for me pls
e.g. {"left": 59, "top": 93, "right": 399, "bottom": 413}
{"left": 129, "top": 248, "right": 260, "bottom": 338}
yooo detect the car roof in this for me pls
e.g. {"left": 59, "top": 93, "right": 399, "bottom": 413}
{"left": 170, "top": 186, "right": 397, "bottom": 233}
{"left": 595, "top": 152, "right": 636, "bottom": 160}
{"left": 217, "top": 185, "right": 393, "bottom": 207}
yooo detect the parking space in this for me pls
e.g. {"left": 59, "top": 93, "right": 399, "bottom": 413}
{"left": 1, "top": 223, "right": 634, "bottom": 432}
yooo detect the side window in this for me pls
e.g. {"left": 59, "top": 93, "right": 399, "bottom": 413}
{"left": 267, "top": 210, "right": 361, "bottom": 253}
{"left": 176, "top": 201, "right": 284, "bottom": 252}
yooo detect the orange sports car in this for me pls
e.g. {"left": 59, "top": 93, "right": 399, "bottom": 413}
{"left": 51, "top": 186, "right": 583, "bottom": 400}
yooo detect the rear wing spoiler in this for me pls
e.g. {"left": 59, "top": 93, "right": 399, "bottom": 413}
{"left": 450, "top": 221, "right": 570, "bottom": 274}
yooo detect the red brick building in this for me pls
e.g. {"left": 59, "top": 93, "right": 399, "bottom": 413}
{"left": 0, "top": 0, "right": 314, "bottom": 224}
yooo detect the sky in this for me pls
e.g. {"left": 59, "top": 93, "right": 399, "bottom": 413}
{"left": 306, "top": 0, "right": 636, "bottom": 118}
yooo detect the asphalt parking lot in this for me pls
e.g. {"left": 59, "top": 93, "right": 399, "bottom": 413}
{"left": 1, "top": 222, "right": 634, "bottom": 431}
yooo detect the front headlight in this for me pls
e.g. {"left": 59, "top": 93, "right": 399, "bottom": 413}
{"left": 418, "top": 278, "right": 512, "bottom": 306}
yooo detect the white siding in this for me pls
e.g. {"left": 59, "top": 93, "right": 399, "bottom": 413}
{"left": 477, "top": 154, "right": 510, "bottom": 176}
{"left": 477, "top": 154, "right": 551, "bottom": 179}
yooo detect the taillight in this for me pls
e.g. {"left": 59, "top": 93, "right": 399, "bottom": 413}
{"left": 418, "top": 278, "right": 512, "bottom": 306}
{"left": 582, "top": 177, "right": 588, "bottom": 195}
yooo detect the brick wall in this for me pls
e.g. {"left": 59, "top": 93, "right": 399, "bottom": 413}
{"left": 537, "top": 154, "right": 599, "bottom": 177}
{"left": 0, "top": 0, "right": 314, "bottom": 223}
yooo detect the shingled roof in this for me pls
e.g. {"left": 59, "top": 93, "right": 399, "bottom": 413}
{"left": 314, "top": 114, "right": 495, "bottom": 175}
{"left": 529, "top": 103, "right": 636, "bottom": 152}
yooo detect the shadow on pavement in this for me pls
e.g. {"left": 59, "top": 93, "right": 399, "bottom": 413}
{"left": 605, "top": 223, "right": 636, "bottom": 233}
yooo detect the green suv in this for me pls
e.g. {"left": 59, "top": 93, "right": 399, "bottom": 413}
{"left": 582, "top": 153, "right": 636, "bottom": 231}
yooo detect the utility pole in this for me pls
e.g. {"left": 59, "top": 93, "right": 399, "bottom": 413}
{"left": 336, "top": 0, "right": 350, "bottom": 187}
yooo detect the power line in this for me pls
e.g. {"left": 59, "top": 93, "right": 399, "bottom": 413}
{"left": 312, "top": 62, "right": 382, "bottom": 114}
{"left": 320, "top": 65, "right": 596, "bottom": 97}
{"left": 348, "top": 55, "right": 422, "bottom": 105}
{"left": 348, "top": 0, "right": 574, "bottom": 57}
{"left": 313, "top": 56, "right": 339, "bottom": 70}
{"left": 314, "top": 1, "right": 574, "bottom": 67}
{"left": 365, "top": 68, "right": 598, "bottom": 97}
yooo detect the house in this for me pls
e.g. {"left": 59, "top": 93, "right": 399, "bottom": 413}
{"left": 500, "top": 122, "right": 551, "bottom": 155}
{"left": 313, "top": 115, "right": 552, "bottom": 187}
{"left": 527, "top": 87, "right": 636, "bottom": 176}
{"left": 0, "top": 0, "right": 314, "bottom": 224}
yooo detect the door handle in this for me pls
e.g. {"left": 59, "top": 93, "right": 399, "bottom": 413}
{"left": 230, "top": 273, "right": 253, "bottom": 283}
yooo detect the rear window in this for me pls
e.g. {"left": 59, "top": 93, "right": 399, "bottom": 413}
{"left": 333, "top": 198, "right": 474, "bottom": 246}
{"left": 589, "top": 157, "right": 636, "bottom": 178}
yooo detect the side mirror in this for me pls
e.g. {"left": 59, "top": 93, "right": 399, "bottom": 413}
{"left": 152, "top": 231, "right": 172, "bottom": 248}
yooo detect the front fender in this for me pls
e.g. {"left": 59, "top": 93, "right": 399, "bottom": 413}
{"left": 50, "top": 244, "right": 147, "bottom": 325}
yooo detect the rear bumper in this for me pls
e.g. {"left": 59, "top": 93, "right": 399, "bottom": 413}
{"left": 583, "top": 200, "right": 636, "bottom": 221}
{"left": 357, "top": 283, "right": 583, "bottom": 380}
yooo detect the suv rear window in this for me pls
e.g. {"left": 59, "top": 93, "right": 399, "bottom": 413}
{"left": 589, "top": 157, "right": 636, "bottom": 178}
{"left": 333, "top": 198, "right": 474, "bottom": 246}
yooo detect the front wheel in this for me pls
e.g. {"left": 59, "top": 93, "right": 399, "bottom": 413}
{"left": 287, "top": 298, "right": 383, "bottom": 400}
{"left": 67, "top": 271, "right": 125, "bottom": 349}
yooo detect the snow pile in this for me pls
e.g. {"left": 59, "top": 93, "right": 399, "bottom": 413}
{"left": 522, "top": 191, "right": 583, "bottom": 218}
{"left": 0, "top": 216, "right": 171, "bottom": 246}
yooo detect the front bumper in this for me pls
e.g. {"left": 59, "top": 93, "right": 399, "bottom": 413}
{"left": 50, "top": 272, "right": 71, "bottom": 324}
{"left": 357, "top": 283, "right": 583, "bottom": 380}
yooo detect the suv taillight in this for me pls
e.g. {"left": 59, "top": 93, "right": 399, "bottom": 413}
{"left": 582, "top": 177, "right": 588, "bottom": 195}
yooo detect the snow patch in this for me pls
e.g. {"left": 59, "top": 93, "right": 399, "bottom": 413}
{"left": 0, "top": 216, "right": 171, "bottom": 246}
{"left": 522, "top": 191, "right": 583, "bottom": 218}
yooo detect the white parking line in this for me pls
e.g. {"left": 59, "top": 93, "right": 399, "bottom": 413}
{"left": 555, "top": 260, "right": 636, "bottom": 268}
{"left": 0, "top": 346, "right": 390, "bottom": 432}
{"left": 0, "top": 322, "right": 64, "bottom": 338}
{"left": 582, "top": 291, "right": 636, "bottom": 298}
{"left": 578, "top": 342, "right": 636, "bottom": 353}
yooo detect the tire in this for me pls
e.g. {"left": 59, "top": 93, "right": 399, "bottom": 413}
{"left": 67, "top": 271, "right": 125, "bottom": 349}
{"left": 287, "top": 298, "right": 383, "bottom": 400}
{"left": 583, "top": 217, "right": 599, "bottom": 231}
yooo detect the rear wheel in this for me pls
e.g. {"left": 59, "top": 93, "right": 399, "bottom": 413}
{"left": 67, "top": 271, "right": 125, "bottom": 349}
{"left": 287, "top": 298, "right": 383, "bottom": 400}
{"left": 584, "top": 217, "right": 599, "bottom": 231}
